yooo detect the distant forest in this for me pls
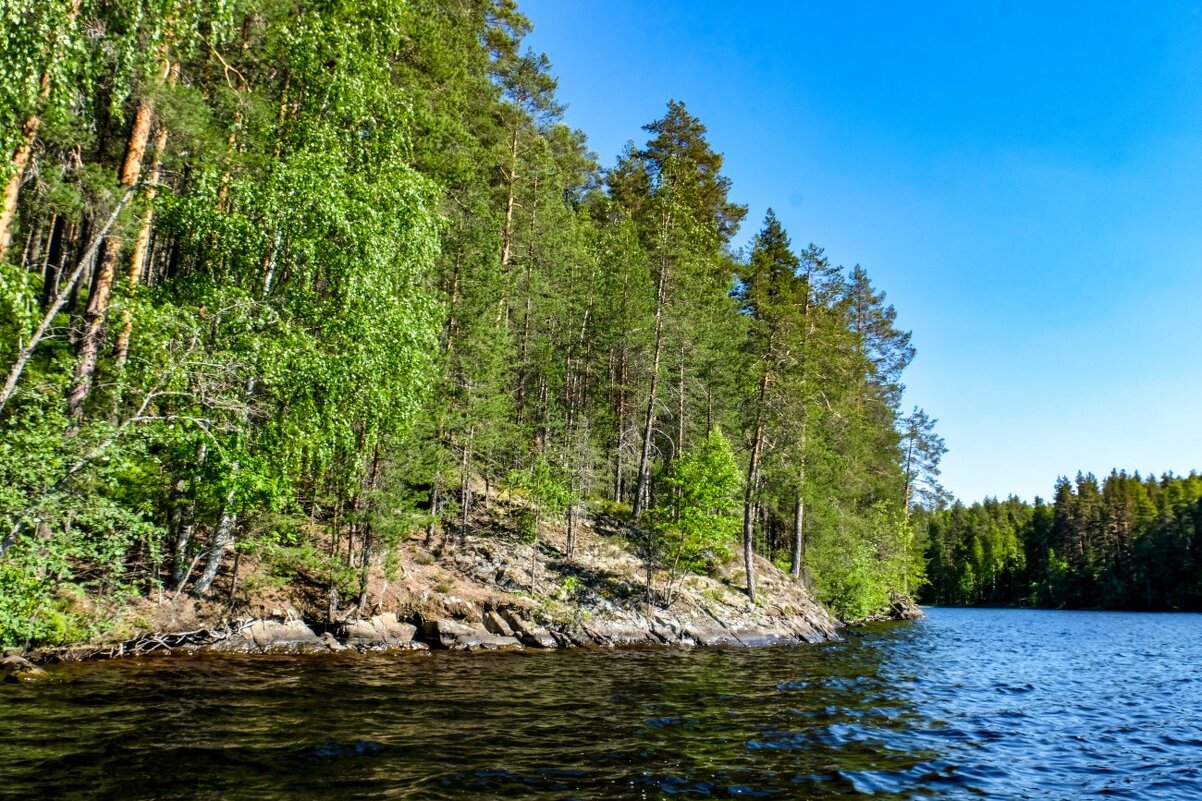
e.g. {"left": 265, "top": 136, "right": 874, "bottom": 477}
{"left": 0, "top": 0, "right": 944, "bottom": 645}
{"left": 922, "top": 472, "right": 1202, "bottom": 610}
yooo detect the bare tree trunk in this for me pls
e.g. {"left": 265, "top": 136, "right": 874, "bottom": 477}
{"left": 459, "top": 429, "right": 473, "bottom": 546}
{"left": 500, "top": 126, "right": 519, "bottom": 269}
{"left": 614, "top": 349, "right": 627, "bottom": 503}
{"left": 194, "top": 484, "right": 237, "bottom": 595}
{"left": 68, "top": 97, "right": 155, "bottom": 419}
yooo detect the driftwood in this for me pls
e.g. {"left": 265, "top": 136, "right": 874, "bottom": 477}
{"left": 81, "top": 626, "right": 232, "bottom": 660}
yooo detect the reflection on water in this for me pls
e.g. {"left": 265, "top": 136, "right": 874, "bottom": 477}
{"left": 2, "top": 608, "right": 1201, "bottom": 799}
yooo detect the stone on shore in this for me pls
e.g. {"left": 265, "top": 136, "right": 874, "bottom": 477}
{"left": 342, "top": 613, "right": 419, "bottom": 650}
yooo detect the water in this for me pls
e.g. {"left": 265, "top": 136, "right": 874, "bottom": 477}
{"left": 2, "top": 608, "right": 1200, "bottom": 800}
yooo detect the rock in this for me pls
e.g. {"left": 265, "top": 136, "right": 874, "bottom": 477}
{"left": 582, "top": 620, "right": 656, "bottom": 647}
{"left": 651, "top": 614, "right": 694, "bottom": 645}
{"left": 889, "top": 594, "right": 925, "bottom": 621}
{"left": 683, "top": 624, "right": 743, "bottom": 647}
{"left": 342, "top": 614, "right": 418, "bottom": 650}
{"left": 498, "top": 610, "right": 557, "bottom": 648}
{"left": 212, "top": 619, "right": 326, "bottom": 654}
{"left": 421, "top": 617, "right": 476, "bottom": 643}
{"left": 549, "top": 630, "right": 577, "bottom": 648}
{"left": 0, "top": 655, "right": 47, "bottom": 682}
{"left": 730, "top": 629, "right": 790, "bottom": 648}
{"left": 321, "top": 632, "right": 348, "bottom": 652}
{"left": 520, "top": 627, "right": 558, "bottom": 649}
{"left": 421, "top": 618, "right": 522, "bottom": 651}
{"left": 482, "top": 611, "right": 514, "bottom": 637}
{"left": 462, "top": 634, "right": 523, "bottom": 651}
{"left": 497, "top": 608, "right": 524, "bottom": 631}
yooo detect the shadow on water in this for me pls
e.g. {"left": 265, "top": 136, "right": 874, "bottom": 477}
{"left": 2, "top": 609, "right": 1202, "bottom": 799}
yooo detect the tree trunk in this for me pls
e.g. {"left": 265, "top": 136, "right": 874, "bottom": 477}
{"left": 677, "top": 342, "right": 685, "bottom": 460}
{"left": 38, "top": 215, "right": 66, "bottom": 309}
{"left": 0, "top": 95, "right": 44, "bottom": 260}
{"left": 115, "top": 59, "right": 176, "bottom": 371}
{"left": 742, "top": 372, "right": 769, "bottom": 601}
{"left": 194, "top": 485, "right": 237, "bottom": 595}
{"left": 68, "top": 97, "right": 155, "bottom": 419}
{"left": 631, "top": 262, "right": 668, "bottom": 519}
{"left": 425, "top": 472, "right": 441, "bottom": 546}
{"left": 0, "top": 190, "right": 134, "bottom": 415}
{"left": 500, "top": 126, "right": 519, "bottom": 269}
{"left": 566, "top": 502, "right": 576, "bottom": 560}
{"left": 356, "top": 445, "right": 382, "bottom": 612}
{"left": 0, "top": 0, "right": 84, "bottom": 258}
{"left": 172, "top": 441, "right": 207, "bottom": 587}
{"left": 459, "top": 429, "right": 473, "bottom": 545}
{"left": 790, "top": 495, "right": 805, "bottom": 578}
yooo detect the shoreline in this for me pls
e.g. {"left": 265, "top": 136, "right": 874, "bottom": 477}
{"left": 4, "top": 510, "right": 924, "bottom": 677}
{"left": 4, "top": 598, "right": 925, "bottom": 680}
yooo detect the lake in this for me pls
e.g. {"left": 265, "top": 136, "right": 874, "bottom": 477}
{"left": 2, "top": 607, "right": 1200, "bottom": 799}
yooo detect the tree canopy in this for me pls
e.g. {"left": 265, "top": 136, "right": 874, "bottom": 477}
{"left": 0, "top": 0, "right": 941, "bottom": 645}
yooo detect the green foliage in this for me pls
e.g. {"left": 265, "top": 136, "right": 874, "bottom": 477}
{"left": 507, "top": 455, "right": 572, "bottom": 534}
{"left": 0, "top": 0, "right": 942, "bottom": 644}
{"left": 0, "top": 382, "right": 168, "bottom": 647}
{"left": 807, "top": 502, "right": 924, "bottom": 620}
{"left": 650, "top": 428, "right": 742, "bottom": 579}
{"left": 924, "top": 471, "right": 1202, "bottom": 611}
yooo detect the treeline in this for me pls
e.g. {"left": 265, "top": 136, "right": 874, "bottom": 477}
{"left": 922, "top": 472, "right": 1202, "bottom": 610}
{"left": 0, "top": 0, "right": 939, "bottom": 646}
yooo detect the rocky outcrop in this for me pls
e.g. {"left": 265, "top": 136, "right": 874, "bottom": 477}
{"left": 889, "top": 594, "right": 925, "bottom": 621}
{"left": 209, "top": 619, "right": 328, "bottom": 654}
{"left": 419, "top": 617, "right": 522, "bottom": 651}
{"left": 497, "top": 610, "right": 557, "bottom": 648}
{"left": 20, "top": 502, "right": 925, "bottom": 664}
{"left": 340, "top": 613, "right": 421, "bottom": 650}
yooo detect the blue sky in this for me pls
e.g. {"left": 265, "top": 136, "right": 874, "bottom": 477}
{"left": 521, "top": 0, "right": 1202, "bottom": 503}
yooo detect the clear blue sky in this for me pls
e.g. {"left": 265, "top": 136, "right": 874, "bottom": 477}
{"left": 522, "top": 0, "right": 1202, "bottom": 503}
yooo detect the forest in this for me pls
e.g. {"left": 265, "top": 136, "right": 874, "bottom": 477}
{"left": 0, "top": 0, "right": 943, "bottom": 648}
{"left": 921, "top": 471, "right": 1202, "bottom": 610}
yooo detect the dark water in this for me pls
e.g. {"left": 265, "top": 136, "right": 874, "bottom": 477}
{"left": 2, "top": 608, "right": 1201, "bottom": 800}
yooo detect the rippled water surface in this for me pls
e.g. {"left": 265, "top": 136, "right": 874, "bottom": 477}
{"left": 3, "top": 608, "right": 1201, "bottom": 799}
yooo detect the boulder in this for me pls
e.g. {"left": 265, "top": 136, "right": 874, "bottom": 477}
{"left": 889, "top": 594, "right": 925, "bottom": 621}
{"left": 321, "top": 632, "right": 348, "bottom": 652}
{"left": 342, "top": 613, "right": 418, "bottom": 650}
{"left": 498, "top": 610, "right": 557, "bottom": 648}
{"left": 0, "top": 655, "right": 47, "bottom": 682}
{"left": 482, "top": 611, "right": 514, "bottom": 637}
{"left": 421, "top": 618, "right": 522, "bottom": 651}
{"left": 212, "top": 619, "right": 326, "bottom": 654}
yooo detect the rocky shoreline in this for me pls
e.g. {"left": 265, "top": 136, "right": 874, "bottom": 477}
{"left": 2, "top": 595, "right": 927, "bottom": 681}
{"left": 3, "top": 507, "right": 927, "bottom": 678}
{"left": 7, "top": 594, "right": 842, "bottom": 675}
